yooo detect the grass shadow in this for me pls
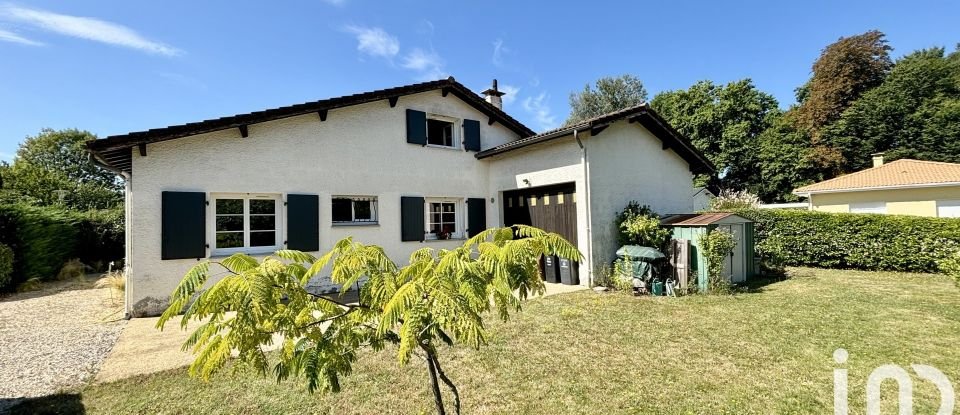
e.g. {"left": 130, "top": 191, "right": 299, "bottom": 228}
{"left": 3, "top": 393, "right": 85, "bottom": 415}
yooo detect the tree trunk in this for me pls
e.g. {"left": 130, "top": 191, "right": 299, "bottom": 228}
{"left": 426, "top": 354, "right": 446, "bottom": 415}
{"left": 427, "top": 348, "right": 461, "bottom": 415}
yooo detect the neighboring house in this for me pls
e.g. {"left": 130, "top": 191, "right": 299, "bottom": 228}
{"left": 794, "top": 154, "right": 960, "bottom": 217}
{"left": 87, "top": 77, "right": 714, "bottom": 317}
{"left": 692, "top": 187, "right": 714, "bottom": 211}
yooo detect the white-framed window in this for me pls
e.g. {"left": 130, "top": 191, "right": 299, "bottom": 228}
{"left": 332, "top": 196, "right": 378, "bottom": 224}
{"left": 426, "top": 115, "right": 459, "bottom": 148}
{"left": 849, "top": 201, "right": 886, "bottom": 214}
{"left": 425, "top": 198, "right": 463, "bottom": 240}
{"left": 937, "top": 200, "right": 960, "bottom": 218}
{"left": 212, "top": 193, "right": 282, "bottom": 255}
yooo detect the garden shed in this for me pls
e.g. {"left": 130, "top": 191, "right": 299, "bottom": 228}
{"left": 661, "top": 213, "right": 756, "bottom": 290}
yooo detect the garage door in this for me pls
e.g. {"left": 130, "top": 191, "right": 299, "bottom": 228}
{"left": 502, "top": 183, "right": 578, "bottom": 284}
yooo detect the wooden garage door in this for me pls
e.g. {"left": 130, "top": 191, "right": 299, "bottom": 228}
{"left": 502, "top": 183, "right": 577, "bottom": 245}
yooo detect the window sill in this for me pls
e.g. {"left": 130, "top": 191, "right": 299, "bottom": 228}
{"left": 332, "top": 222, "right": 380, "bottom": 227}
{"left": 422, "top": 238, "right": 466, "bottom": 243}
{"left": 425, "top": 144, "right": 461, "bottom": 151}
{"left": 209, "top": 247, "right": 279, "bottom": 258}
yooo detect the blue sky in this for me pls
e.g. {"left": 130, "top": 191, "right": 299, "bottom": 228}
{"left": 0, "top": 1, "right": 958, "bottom": 161}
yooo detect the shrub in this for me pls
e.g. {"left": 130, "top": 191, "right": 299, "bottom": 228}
{"left": 698, "top": 228, "right": 736, "bottom": 293}
{"left": 711, "top": 189, "right": 760, "bottom": 211}
{"left": 733, "top": 208, "right": 960, "bottom": 273}
{"left": 0, "top": 244, "right": 12, "bottom": 288}
{"left": 0, "top": 203, "right": 124, "bottom": 291}
{"left": 95, "top": 269, "right": 126, "bottom": 303}
{"left": 57, "top": 258, "right": 88, "bottom": 280}
{"left": 615, "top": 201, "right": 671, "bottom": 249}
{"left": 938, "top": 251, "right": 960, "bottom": 286}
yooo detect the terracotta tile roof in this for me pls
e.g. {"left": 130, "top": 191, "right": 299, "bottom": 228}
{"left": 794, "top": 159, "right": 960, "bottom": 194}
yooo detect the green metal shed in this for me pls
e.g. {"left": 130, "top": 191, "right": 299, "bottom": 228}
{"left": 661, "top": 213, "right": 756, "bottom": 292}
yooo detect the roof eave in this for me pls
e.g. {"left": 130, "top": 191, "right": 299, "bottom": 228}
{"left": 795, "top": 181, "right": 960, "bottom": 195}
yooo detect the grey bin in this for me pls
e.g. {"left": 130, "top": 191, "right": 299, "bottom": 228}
{"left": 542, "top": 255, "right": 560, "bottom": 283}
{"left": 558, "top": 258, "right": 579, "bottom": 285}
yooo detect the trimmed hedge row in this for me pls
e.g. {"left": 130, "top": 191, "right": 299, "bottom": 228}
{"left": 0, "top": 204, "right": 123, "bottom": 290}
{"left": 732, "top": 208, "right": 960, "bottom": 273}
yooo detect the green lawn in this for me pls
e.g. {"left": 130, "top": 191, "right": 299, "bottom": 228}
{"left": 15, "top": 267, "right": 960, "bottom": 414}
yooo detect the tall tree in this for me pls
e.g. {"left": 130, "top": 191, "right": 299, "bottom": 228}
{"left": 822, "top": 46, "right": 960, "bottom": 171}
{"left": 650, "top": 79, "right": 779, "bottom": 192}
{"left": 3, "top": 129, "right": 121, "bottom": 210}
{"left": 796, "top": 30, "right": 893, "bottom": 136}
{"left": 565, "top": 74, "right": 648, "bottom": 125}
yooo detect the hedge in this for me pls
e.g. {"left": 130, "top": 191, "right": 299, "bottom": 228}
{"left": 732, "top": 208, "right": 960, "bottom": 273}
{"left": 0, "top": 203, "right": 124, "bottom": 290}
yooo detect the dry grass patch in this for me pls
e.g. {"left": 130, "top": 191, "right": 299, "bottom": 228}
{"left": 14, "top": 267, "right": 960, "bottom": 414}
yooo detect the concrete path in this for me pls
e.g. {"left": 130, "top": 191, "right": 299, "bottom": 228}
{"left": 95, "top": 283, "right": 588, "bottom": 383}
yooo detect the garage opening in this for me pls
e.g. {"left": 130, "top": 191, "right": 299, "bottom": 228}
{"left": 502, "top": 183, "right": 579, "bottom": 285}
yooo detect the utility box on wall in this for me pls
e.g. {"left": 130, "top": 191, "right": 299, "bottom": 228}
{"left": 660, "top": 213, "right": 756, "bottom": 292}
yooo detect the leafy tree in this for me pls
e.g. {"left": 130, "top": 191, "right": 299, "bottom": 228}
{"left": 650, "top": 79, "right": 779, "bottom": 191}
{"left": 821, "top": 46, "right": 960, "bottom": 171}
{"left": 158, "top": 226, "right": 581, "bottom": 415}
{"left": 755, "top": 111, "right": 820, "bottom": 202}
{"left": 3, "top": 129, "right": 121, "bottom": 210}
{"left": 795, "top": 30, "right": 893, "bottom": 137}
{"left": 565, "top": 74, "right": 648, "bottom": 125}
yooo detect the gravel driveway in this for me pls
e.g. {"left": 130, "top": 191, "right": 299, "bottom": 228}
{"left": 0, "top": 278, "right": 126, "bottom": 409}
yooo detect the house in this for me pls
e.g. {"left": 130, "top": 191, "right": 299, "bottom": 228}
{"left": 87, "top": 77, "right": 714, "bottom": 317}
{"left": 794, "top": 154, "right": 960, "bottom": 217}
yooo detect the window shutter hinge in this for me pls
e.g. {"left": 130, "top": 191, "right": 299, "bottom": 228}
{"left": 205, "top": 244, "right": 210, "bottom": 248}
{"left": 205, "top": 200, "right": 210, "bottom": 206}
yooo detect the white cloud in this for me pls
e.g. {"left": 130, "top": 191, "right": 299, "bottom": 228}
{"left": 343, "top": 25, "right": 399, "bottom": 59}
{"left": 0, "top": 4, "right": 181, "bottom": 56}
{"left": 492, "top": 38, "right": 509, "bottom": 67}
{"left": 523, "top": 92, "right": 557, "bottom": 131}
{"left": 400, "top": 47, "right": 446, "bottom": 80}
{"left": 499, "top": 83, "right": 519, "bottom": 106}
{"left": 0, "top": 27, "right": 41, "bottom": 45}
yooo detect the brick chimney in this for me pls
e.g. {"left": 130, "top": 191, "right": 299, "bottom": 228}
{"left": 482, "top": 79, "right": 506, "bottom": 110}
{"left": 872, "top": 152, "right": 885, "bottom": 167}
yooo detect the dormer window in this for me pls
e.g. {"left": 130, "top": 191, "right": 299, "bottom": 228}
{"left": 426, "top": 116, "right": 457, "bottom": 148}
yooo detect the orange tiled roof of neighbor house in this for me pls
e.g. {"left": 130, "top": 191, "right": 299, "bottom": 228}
{"left": 794, "top": 159, "right": 960, "bottom": 194}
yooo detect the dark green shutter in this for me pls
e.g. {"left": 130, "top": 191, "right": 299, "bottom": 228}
{"left": 406, "top": 109, "right": 427, "bottom": 145}
{"left": 287, "top": 194, "right": 319, "bottom": 251}
{"left": 463, "top": 119, "right": 481, "bottom": 151}
{"left": 161, "top": 191, "right": 206, "bottom": 260}
{"left": 401, "top": 196, "right": 424, "bottom": 242}
{"left": 467, "top": 198, "right": 487, "bottom": 237}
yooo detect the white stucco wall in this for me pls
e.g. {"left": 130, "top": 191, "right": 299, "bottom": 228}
{"left": 485, "top": 139, "right": 590, "bottom": 280}
{"left": 585, "top": 121, "right": 696, "bottom": 269}
{"left": 126, "top": 90, "right": 520, "bottom": 316}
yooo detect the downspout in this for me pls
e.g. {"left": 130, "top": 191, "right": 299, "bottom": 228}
{"left": 120, "top": 171, "right": 133, "bottom": 320}
{"left": 573, "top": 129, "right": 593, "bottom": 287}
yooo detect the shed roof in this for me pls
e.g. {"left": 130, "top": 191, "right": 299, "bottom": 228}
{"left": 660, "top": 212, "right": 751, "bottom": 226}
{"left": 794, "top": 159, "right": 960, "bottom": 195}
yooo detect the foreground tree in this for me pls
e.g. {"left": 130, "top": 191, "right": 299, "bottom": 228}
{"left": 565, "top": 74, "right": 648, "bottom": 125}
{"left": 3, "top": 129, "right": 121, "bottom": 210}
{"left": 158, "top": 226, "right": 581, "bottom": 415}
